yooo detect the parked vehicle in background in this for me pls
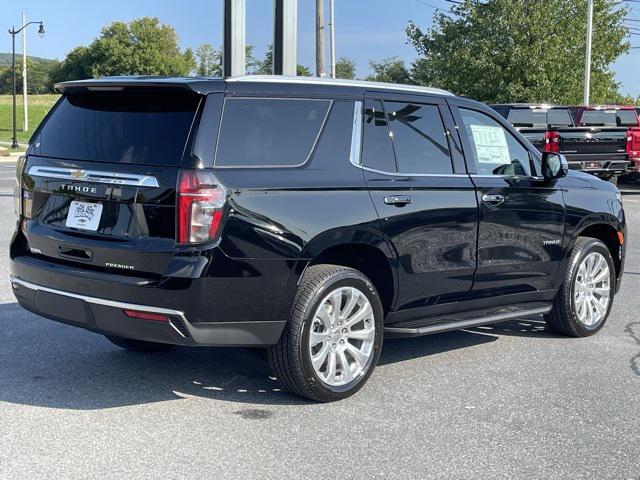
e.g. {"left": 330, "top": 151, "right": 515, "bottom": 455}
{"left": 489, "top": 104, "right": 574, "bottom": 151}
{"left": 492, "top": 104, "right": 634, "bottom": 184}
{"left": 11, "top": 77, "right": 627, "bottom": 402}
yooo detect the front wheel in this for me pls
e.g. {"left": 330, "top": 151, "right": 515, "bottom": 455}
{"left": 545, "top": 237, "right": 615, "bottom": 337}
{"left": 268, "top": 265, "right": 384, "bottom": 402}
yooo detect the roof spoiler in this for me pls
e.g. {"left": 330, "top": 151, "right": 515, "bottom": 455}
{"left": 55, "top": 77, "right": 225, "bottom": 95}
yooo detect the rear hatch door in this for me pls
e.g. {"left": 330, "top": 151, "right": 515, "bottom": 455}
{"left": 556, "top": 127, "right": 628, "bottom": 164}
{"left": 20, "top": 87, "right": 203, "bottom": 276}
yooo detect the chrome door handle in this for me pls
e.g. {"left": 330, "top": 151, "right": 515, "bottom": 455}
{"left": 481, "top": 194, "right": 506, "bottom": 205}
{"left": 384, "top": 195, "right": 413, "bottom": 207}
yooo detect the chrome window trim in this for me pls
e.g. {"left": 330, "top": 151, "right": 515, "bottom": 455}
{"left": 213, "top": 97, "right": 333, "bottom": 169}
{"left": 349, "top": 100, "right": 467, "bottom": 178}
{"left": 470, "top": 174, "right": 543, "bottom": 180}
{"left": 349, "top": 100, "right": 363, "bottom": 167}
{"left": 27, "top": 166, "right": 160, "bottom": 188}
{"left": 358, "top": 164, "right": 469, "bottom": 178}
{"left": 10, "top": 276, "right": 188, "bottom": 338}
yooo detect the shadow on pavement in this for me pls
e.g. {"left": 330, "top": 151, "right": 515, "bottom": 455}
{"left": 0, "top": 303, "right": 555, "bottom": 410}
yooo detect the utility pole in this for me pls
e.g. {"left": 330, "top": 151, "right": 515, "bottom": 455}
{"left": 328, "top": 0, "right": 336, "bottom": 78}
{"left": 22, "top": 13, "right": 28, "bottom": 132}
{"left": 315, "top": 0, "right": 325, "bottom": 77}
{"left": 583, "top": 0, "right": 594, "bottom": 106}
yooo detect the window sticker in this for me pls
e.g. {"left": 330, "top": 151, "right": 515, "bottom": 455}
{"left": 469, "top": 124, "right": 511, "bottom": 165}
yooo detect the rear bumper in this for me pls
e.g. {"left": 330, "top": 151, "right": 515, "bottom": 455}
{"left": 567, "top": 160, "right": 629, "bottom": 176}
{"left": 8, "top": 245, "right": 293, "bottom": 346}
{"left": 627, "top": 157, "right": 640, "bottom": 173}
{"left": 10, "top": 275, "right": 285, "bottom": 346}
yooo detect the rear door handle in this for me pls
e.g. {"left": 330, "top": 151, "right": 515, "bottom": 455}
{"left": 384, "top": 195, "right": 412, "bottom": 207}
{"left": 481, "top": 194, "right": 506, "bottom": 205}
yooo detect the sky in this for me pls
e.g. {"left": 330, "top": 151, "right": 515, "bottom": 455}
{"left": 4, "top": 0, "right": 640, "bottom": 97}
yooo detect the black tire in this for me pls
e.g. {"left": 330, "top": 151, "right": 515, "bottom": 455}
{"left": 607, "top": 175, "right": 619, "bottom": 186}
{"left": 545, "top": 237, "right": 615, "bottom": 337}
{"left": 105, "top": 335, "right": 175, "bottom": 353}
{"left": 268, "top": 264, "right": 384, "bottom": 402}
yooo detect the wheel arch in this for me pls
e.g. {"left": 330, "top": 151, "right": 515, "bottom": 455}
{"left": 573, "top": 218, "right": 623, "bottom": 277}
{"left": 301, "top": 230, "right": 398, "bottom": 316}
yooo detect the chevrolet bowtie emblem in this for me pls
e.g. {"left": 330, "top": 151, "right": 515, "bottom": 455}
{"left": 70, "top": 170, "right": 85, "bottom": 180}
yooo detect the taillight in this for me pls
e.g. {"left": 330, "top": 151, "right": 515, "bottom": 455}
{"left": 14, "top": 156, "right": 25, "bottom": 217}
{"left": 177, "top": 170, "right": 226, "bottom": 244}
{"left": 544, "top": 131, "right": 560, "bottom": 153}
{"left": 626, "top": 128, "right": 640, "bottom": 157}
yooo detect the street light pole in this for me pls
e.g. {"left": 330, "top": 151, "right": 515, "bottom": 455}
{"left": 583, "top": 0, "right": 594, "bottom": 106}
{"left": 8, "top": 21, "right": 44, "bottom": 149}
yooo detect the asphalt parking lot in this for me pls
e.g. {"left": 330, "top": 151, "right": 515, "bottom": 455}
{"left": 0, "top": 161, "right": 638, "bottom": 479}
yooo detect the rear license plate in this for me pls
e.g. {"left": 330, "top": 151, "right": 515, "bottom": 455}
{"left": 65, "top": 200, "right": 103, "bottom": 231}
{"left": 585, "top": 162, "right": 601, "bottom": 170}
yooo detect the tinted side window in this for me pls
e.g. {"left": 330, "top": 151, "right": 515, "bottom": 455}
{"left": 386, "top": 101, "right": 452, "bottom": 174}
{"left": 459, "top": 108, "right": 532, "bottom": 177}
{"left": 361, "top": 100, "right": 397, "bottom": 172}
{"left": 215, "top": 98, "right": 330, "bottom": 167}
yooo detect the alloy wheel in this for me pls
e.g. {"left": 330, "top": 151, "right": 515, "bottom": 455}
{"left": 308, "top": 286, "right": 376, "bottom": 387}
{"left": 573, "top": 251, "right": 611, "bottom": 327}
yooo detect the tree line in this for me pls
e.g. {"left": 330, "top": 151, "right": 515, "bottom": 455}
{"left": 0, "top": 0, "right": 636, "bottom": 104}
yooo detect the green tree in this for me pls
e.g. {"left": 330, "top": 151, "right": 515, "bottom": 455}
{"left": 335, "top": 57, "right": 356, "bottom": 80}
{"left": 196, "top": 44, "right": 221, "bottom": 76}
{"left": 194, "top": 44, "right": 262, "bottom": 76}
{"left": 254, "top": 44, "right": 311, "bottom": 76}
{"left": 49, "top": 46, "right": 93, "bottom": 83}
{"left": 0, "top": 57, "right": 59, "bottom": 94}
{"left": 407, "top": 0, "right": 629, "bottom": 104}
{"left": 52, "top": 17, "right": 194, "bottom": 82}
{"left": 366, "top": 57, "right": 411, "bottom": 84}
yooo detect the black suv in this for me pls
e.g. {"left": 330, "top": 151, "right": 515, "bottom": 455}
{"left": 11, "top": 76, "right": 626, "bottom": 402}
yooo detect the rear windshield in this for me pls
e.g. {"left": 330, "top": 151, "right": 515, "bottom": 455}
{"left": 30, "top": 91, "right": 200, "bottom": 165}
{"left": 506, "top": 108, "right": 573, "bottom": 128}
{"left": 579, "top": 109, "right": 637, "bottom": 127}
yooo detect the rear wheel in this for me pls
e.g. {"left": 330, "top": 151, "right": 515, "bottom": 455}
{"left": 268, "top": 265, "right": 384, "bottom": 402}
{"left": 105, "top": 335, "right": 175, "bottom": 353}
{"left": 545, "top": 237, "right": 615, "bottom": 337}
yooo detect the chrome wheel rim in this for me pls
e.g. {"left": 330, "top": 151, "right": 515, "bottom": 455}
{"left": 574, "top": 252, "right": 611, "bottom": 327}
{"left": 308, "top": 286, "right": 376, "bottom": 387}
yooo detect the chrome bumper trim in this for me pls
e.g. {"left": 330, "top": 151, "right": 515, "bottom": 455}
{"left": 10, "top": 275, "right": 187, "bottom": 338}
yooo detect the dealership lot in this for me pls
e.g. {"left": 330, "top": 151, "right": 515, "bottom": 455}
{"left": 0, "top": 170, "right": 638, "bottom": 479}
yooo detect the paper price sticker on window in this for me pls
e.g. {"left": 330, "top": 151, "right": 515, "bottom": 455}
{"left": 469, "top": 125, "right": 511, "bottom": 165}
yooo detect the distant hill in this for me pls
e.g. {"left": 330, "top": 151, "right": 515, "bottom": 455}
{"left": 0, "top": 53, "right": 57, "bottom": 66}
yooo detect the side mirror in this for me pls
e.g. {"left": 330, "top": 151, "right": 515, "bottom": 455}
{"left": 542, "top": 152, "right": 568, "bottom": 180}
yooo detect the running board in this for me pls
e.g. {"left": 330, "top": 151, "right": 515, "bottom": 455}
{"left": 384, "top": 305, "right": 552, "bottom": 338}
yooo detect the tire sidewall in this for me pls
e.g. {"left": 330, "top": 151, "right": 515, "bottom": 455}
{"left": 567, "top": 240, "right": 615, "bottom": 336}
{"left": 297, "top": 271, "right": 384, "bottom": 401}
